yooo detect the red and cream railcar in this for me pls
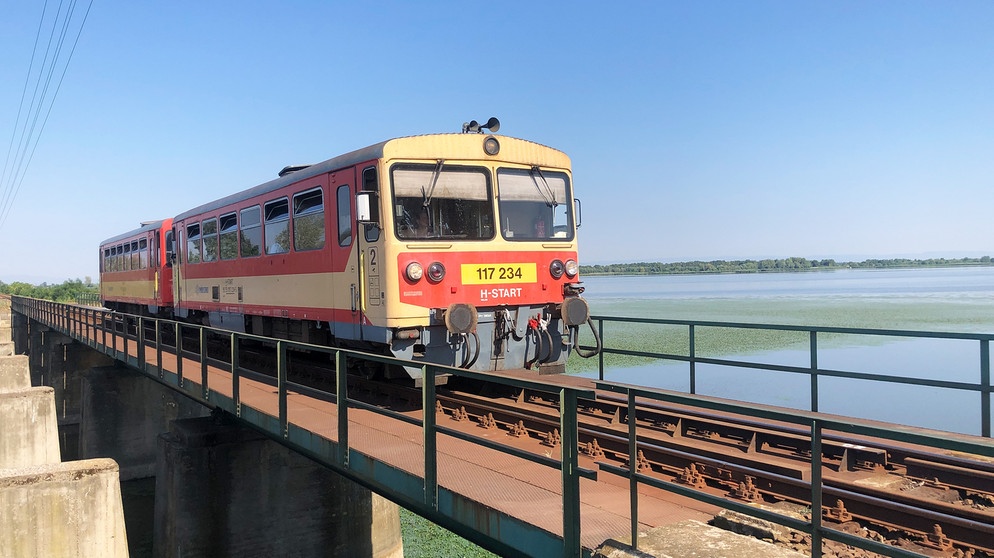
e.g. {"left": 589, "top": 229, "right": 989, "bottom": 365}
{"left": 167, "top": 127, "right": 594, "bottom": 380}
{"left": 99, "top": 219, "right": 174, "bottom": 316}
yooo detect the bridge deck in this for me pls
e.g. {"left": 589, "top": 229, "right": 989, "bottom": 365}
{"left": 92, "top": 326, "right": 717, "bottom": 553}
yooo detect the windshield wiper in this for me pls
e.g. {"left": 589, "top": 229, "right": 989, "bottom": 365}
{"left": 417, "top": 159, "right": 445, "bottom": 232}
{"left": 421, "top": 159, "right": 445, "bottom": 209}
{"left": 530, "top": 166, "right": 558, "bottom": 207}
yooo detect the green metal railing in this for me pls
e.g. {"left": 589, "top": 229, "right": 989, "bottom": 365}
{"left": 13, "top": 298, "right": 994, "bottom": 558}
{"left": 12, "top": 297, "right": 593, "bottom": 558}
{"left": 584, "top": 315, "right": 993, "bottom": 438}
{"left": 577, "top": 314, "right": 994, "bottom": 557}
{"left": 74, "top": 292, "right": 101, "bottom": 307}
{"left": 596, "top": 380, "right": 994, "bottom": 558}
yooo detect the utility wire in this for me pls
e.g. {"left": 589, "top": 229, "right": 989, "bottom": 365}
{"left": 0, "top": 0, "right": 94, "bottom": 231}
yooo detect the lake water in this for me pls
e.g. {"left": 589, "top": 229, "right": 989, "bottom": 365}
{"left": 574, "top": 267, "right": 994, "bottom": 436}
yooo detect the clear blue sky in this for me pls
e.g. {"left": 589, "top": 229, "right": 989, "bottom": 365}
{"left": 1, "top": 1, "right": 992, "bottom": 283}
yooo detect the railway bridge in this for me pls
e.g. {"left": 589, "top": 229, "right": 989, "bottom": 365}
{"left": 2, "top": 295, "right": 994, "bottom": 558}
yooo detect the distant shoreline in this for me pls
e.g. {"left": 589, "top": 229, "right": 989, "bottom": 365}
{"left": 579, "top": 257, "right": 994, "bottom": 276}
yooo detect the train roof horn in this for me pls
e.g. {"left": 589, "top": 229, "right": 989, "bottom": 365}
{"left": 462, "top": 117, "right": 500, "bottom": 134}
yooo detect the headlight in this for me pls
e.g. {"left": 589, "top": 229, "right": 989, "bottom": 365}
{"left": 427, "top": 262, "right": 445, "bottom": 282}
{"left": 483, "top": 135, "right": 500, "bottom": 156}
{"left": 564, "top": 259, "right": 579, "bottom": 278}
{"left": 549, "top": 259, "right": 565, "bottom": 279}
{"left": 406, "top": 262, "right": 424, "bottom": 282}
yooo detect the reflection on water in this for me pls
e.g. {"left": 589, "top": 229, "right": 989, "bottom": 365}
{"left": 578, "top": 267, "right": 994, "bottom": 436}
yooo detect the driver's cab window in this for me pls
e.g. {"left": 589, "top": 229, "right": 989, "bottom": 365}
{"left": 496, "top": 168, "right": 574, "bottom": 241}
{"left": 391, "top": 164, "right": 493, "bottom": 241}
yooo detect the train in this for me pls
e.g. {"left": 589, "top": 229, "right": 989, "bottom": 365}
{"left": 99, "top": 120, "right": 600, "bottom": 382}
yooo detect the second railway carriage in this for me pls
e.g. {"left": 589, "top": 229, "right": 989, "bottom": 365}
{"left": 99, "top": 219, "right": 174, "bottom": 315}
{"left": 168, "top": 125, "right": 595, "bottom": 380}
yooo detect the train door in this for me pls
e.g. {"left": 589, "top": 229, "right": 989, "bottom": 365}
{"left": 330, "top": 169, "right": 361, "bottom": 340}
{"left": 358, "top": 165, "right": 383, "bottom": 334}
{"left": 171, "top": 224, "right": 184, "bottom": 317}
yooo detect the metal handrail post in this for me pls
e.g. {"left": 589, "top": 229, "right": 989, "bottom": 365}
{"left": 981, "top": 339, "right": 990, "bottom": 438}
{"left": 231, "top": 332, "right": 240, "bottom": 417}
{"left": 200, "top": 327, "right": 209, "bottom": 400}
{"left": 122, "top": 315, "right": 129, "bottom": 362}
{"left": 810, "top": 331, "right": 819, "bottom": 413}
{"left": 598, "top": 319, "right": 605, "bottom": 381}
{"left": 689, "top": 324, "right": 696, "bottom": 394}
{"left": 560, "top": 388, "right": 580, "bottom": 557}
{"left": 423, "top": 364, "right": 437, "bottom": 509}
{"left": 156, "top": 320, "right": 163, "bottom": 379}
{"left": 628, "top": 390, "right": 639, "bottom": 551}
{"left": 335, "top": 352, "right": 348, "bottom": 466}
{"left": 810, "top": 419, "right": 823, "bottom": 558}
{"left": 278, "top": 340, "right": 288, "bottom": 439}
{"left": 175, "top": 322, "right": 183, "bottom": 388}
{"left": 138, "top": 317, "right": 146, "bottom": 373}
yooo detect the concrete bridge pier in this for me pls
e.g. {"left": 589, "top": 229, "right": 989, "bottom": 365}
{"left": 155, "top": 416, "right": 404, "bottom": 558}
{"left": 80, "top": 364, "right": 210, "bottom": 480}
{"left": 0, "top": 306, "right": 13, "bottom": 356}
{"left": 27, "top": 327, "right": 80, "bottom": 458}
{"left": 1, "top": 301, "right": 129, "bottom": 558}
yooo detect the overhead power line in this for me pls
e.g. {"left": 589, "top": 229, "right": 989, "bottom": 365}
{"left": 0, "top": 0, "right": 94, "bottom": 231}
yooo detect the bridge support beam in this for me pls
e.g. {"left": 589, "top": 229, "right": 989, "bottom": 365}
{"left": 80, "top": 364, "right": 210, "bottom": 480}
{"left": 154, "top": 416, "right": 404, "bottom": 558}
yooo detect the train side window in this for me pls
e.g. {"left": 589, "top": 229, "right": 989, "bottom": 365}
{"left": 361, "top": 167, "right": 379, "bottom": 242}
{"left": 219, "top": 213, "right": 238, "bottom": 260}
{"left": 337, "top": 185, "right": 352, "bottom": 247}
{"left": 239, "top": 206, "right": 261, "bottom": 257}
{"left": 139, "top": 239, "right": 148, "bottom": 269}
{"left": 187, "top": 223, "right": 202, "bottom": 263}
{"left": 264, "top": 198, "right": 289, "bottom": 254}
{"left": 124, "top": 242, "right": 133, "bottom": 271}
{"left": 131, "top": 241, "right": 140, "bottom": 270}
{"left": 103, "top": 248, "right": 110, "bottom": 273}
{"left": 293, "top": 189, "right": 325, "bottom": 252}
{"left": 202, "top": 218, "right": 218, "bottom": 262}
{"left": 119, "top": 244, "right": 125, "bottom": 271}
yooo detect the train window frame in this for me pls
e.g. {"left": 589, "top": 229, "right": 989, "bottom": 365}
{"left": 239, "top": 205, "right": 262, "bottom": 258}
{"left": 496, "top": 167, "right": 574, "bottom": 242}
{"left": 390, "top": 163, "right": 494, "bottom": 241}
{"left": 123, "top": 242, "right": 132, "bottom": 272}
{"left": 202, "top": 218, "right": 218, "bottom": 262}
{"left": 293, "top": 188, "right": 325, "bottom": 252}
{"left": 131, "top": 240, "right": 140, "bottom": 270}
{"left": 337, "top": 185, "right": 352, "bottom": 247}
{"left": 219, "top": 212, "right": 239, "bottom": 260}
{"left": 139, "top": 238, "right": 149, "bottom": 269}
{"left": 186, "top": 223, "right": 202, "bottom": 264}
{"left": 361, "top": 166, "right": 379, "bottom": 242}
{"left": 264, "top": 198, "right": 290, "bottom": 254}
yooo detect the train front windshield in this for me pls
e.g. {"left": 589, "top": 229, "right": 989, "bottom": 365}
{"left": 496, "top": 168, "right": 573, "bottom": 241}
{"left": 391, "top": 164, "right": 574, "bottom": 242}
{"left": 393, "top": 164, "right": 494, "bottom": 240}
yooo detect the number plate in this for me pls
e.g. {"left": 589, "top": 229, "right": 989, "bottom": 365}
{"left": 461, "top": 263, "right": 537, "bottom": 284}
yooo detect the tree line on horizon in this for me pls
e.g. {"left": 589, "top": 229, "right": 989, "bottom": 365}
{"left": 580, "top": 256, "right": 994, "bottom": 275}
{"left": 0, "top": 278, "right": 98, "bottom": 303}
